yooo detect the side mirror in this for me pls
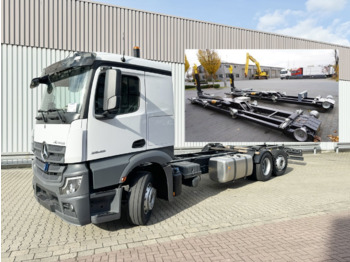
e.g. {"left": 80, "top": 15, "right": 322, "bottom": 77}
{"left": 103, "top": 69, "right": 122, "bottom": 111}
{"left": 30, "top": 75, "right": 49, "bottom": 89}
{"left": 30, "top": 78, "right": 41, "bottom": 89}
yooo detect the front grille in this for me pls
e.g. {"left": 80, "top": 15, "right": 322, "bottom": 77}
{"left": 33, "top": 142, "right": 66, "bottom": 182}
{"left": 35, "top": 158, "right": 66, "bottom": 182}
{"left": 33, "top": 142, "right": 66, "bottom": 164}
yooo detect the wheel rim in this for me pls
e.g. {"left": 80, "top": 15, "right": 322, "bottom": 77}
{"left": 310, "top": 110, "right": 320, "bottom": 119}
{"left": 230, "top": 108, "right": 238, "bottom": 118}
{"left": 322, "top": 101, "right": 331, "bottom": 109}
{"left": 294, "top": 127, "right": 308, "bottom": 142}
{"left": 262, "top": 157, "right": 271, "bottom": 176}
{"left": 275, "top": 155, "right": 286, "bottom": 171}
{"left": 144, "top": 183, "right": 156, "bottom": 214}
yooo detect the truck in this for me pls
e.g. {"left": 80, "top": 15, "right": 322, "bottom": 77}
{"left": 280, "top": 69, "right": 291, "bottom": 80}
{"left": 290, "top": 66, "right": 327, "bottom": 79}
{"left": 30, "top": 49, "right": 303, "bottom": 226}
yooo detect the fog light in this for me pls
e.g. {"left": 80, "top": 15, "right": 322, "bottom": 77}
{"left": 63, "top": 203, "right": 75, "bottom": 212}
{"left": 60, "top": 176, "right": 82, "bottom": 195}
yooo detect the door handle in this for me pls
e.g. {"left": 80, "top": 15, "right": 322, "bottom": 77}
{"left": 132, "top": 139, "right": 146, "bottom": 148}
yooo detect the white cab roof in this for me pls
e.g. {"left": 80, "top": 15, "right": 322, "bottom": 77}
{"left": 94, "top": 52, "right": 171, "bottom": 72}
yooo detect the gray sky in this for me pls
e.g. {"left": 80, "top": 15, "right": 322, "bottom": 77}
{"left": 185, "top": 49, "right": 336, "bottom": 70}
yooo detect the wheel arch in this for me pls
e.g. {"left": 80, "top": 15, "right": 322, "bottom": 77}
{"left": 122, "top": 150, "right": 174, "bottom": 201}
{"left": 125, "top": 162, "right": 173, "bottom": 201}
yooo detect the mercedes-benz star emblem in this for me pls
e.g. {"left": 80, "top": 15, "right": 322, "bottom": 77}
{"left": 41, "top": 142, "right": 49, "bottom": 160}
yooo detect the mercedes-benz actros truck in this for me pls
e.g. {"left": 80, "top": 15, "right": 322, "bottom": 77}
{"left": 30, "top": 49, "right": 302, "bottom": 226}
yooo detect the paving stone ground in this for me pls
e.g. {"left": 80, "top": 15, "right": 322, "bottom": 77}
{"left": 1, "top": 152, "right": 350, "bottom": 261}
{"left": 72, "top": 210, "right": 350, "bottom": 262}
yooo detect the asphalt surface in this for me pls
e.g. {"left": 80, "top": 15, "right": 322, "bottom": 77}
{"left": 185, "top": 78, "right": 339, "bottom": 143}
{"left": 1, "top": 152, "right": 350, "bottom": 261}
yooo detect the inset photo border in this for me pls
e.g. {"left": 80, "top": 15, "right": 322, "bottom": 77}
{"left": 185, "top": 49, "right": 339, "bottom": 143}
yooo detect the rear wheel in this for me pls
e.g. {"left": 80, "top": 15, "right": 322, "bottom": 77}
{"left": 253, "top": 152, "right": 273, "bottom": 181}
{"left": 127, "top": 171, "right": 156, "bottom": 225}
{"left": 272, "top": 150, "right": 288, "bottom": 176}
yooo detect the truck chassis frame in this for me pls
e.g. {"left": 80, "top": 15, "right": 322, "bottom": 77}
{"left": 189, "top": 72, "right": 322, "bottom": 142}
{"left": 226, "top": 89, "right": 335, "bottom": 111}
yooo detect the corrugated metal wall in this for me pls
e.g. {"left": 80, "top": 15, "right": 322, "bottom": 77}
{"left": 1, "top": 45, "right": 70, "bottom": 154}
{"left": 1, "top": 0, "right": 350, "bottom": 155}
{"left": 2, "top": 0, "right": 350, "bottom": 79}
{"left": 2, "top": 44, "right": 348, "bottom": 154}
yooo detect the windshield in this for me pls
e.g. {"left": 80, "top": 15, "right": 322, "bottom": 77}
{"left": 40, "top": 66, "right": 92, "bottom": 114}
{"left": 280, "top": 70, "right": 287, "bottom": 74}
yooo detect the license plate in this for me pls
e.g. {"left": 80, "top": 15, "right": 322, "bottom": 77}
{"left": 44, "top": 162, "right": 50, "bottom": 172}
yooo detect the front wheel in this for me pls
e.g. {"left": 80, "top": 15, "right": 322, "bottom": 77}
{"left": 127, "top": 171, "right": 157, "bottom": 225}
{"left": 253, "top": 152, "right": 273, "bottom": 181}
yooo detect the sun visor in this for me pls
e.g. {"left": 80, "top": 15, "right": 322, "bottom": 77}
{"left": 44, "top": 52, "right": 96, "bottom": 75}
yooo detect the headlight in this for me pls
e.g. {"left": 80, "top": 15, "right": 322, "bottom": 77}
{"left": 60, "top": 176, "right": 82, "bottom": 195}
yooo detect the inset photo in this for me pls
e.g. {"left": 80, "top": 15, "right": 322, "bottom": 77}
{"left": 185, "top": 49, "right": 339, "bottom": 143}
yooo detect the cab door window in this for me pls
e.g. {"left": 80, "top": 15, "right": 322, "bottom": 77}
{"left": 120, "top": 75, "right": 140, "bottom": 114}
{"left": 95, "top": 72, "right": 140, "bottom": 115}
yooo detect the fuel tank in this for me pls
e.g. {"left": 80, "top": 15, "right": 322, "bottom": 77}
{"left": 209, "top": 154, "right": 253, "bottom": 183}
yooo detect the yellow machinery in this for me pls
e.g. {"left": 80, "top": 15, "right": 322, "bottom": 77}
{"left": 229, "top": 65, "right": 233, "bottom": 85}
{"left": 245, "top": 53, "right": 269, "bottom": 79}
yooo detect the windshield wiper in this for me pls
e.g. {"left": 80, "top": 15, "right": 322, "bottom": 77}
{"left": 48, "top": 109, "right": 66, "bottom": 123}
{"left": 37, "top": 109, "right": 66, "bottom": 123}
{"left": 37, "top": 110, "right": 48, "bottom": 123}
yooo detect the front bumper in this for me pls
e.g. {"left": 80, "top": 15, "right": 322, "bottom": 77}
{"left": 32, "top": 159, "right": 91, "bottom": 226}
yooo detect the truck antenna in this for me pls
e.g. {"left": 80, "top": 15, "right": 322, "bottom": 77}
{"left": 121, "top": 32, "right": 126, "bottom": 62}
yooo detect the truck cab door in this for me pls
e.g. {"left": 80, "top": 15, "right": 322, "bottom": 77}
{"left": 87, "top": 67, "right": 146, "bottom": 160}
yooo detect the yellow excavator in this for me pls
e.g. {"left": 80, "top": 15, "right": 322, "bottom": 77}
{"left": 245, "top": 53, "right": 269, "bottom": 79}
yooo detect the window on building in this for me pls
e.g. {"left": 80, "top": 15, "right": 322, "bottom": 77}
{"left": 95, "top": 72, "right": 140, "bottom": 115}
{"left": 236, "top": 74, "right": 239, "bottom": 78}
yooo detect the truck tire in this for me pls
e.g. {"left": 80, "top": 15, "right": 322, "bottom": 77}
{"left": 253, "top": 152, "right": 273, "bottom": 181}
{"left": 272, "top": 150, "right": 288, "bottom": 176}
{"left": 127, "top": 171, "right": 156, "bottom": 225}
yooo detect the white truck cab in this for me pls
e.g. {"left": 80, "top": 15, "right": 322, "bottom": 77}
{"left": 31, "top": 51, "right": 175, "bottom": 225}
{"left": 280, "top": 69, "right": 291, "bottom": 79}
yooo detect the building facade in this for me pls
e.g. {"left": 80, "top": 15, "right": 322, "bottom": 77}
{"left": 198, "top": 63, "right": 283, "bottom": 82}
{"left": 1, "top": 0, "right": 350, "bottom": 158}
